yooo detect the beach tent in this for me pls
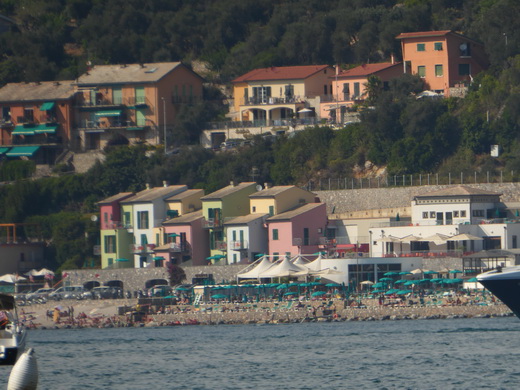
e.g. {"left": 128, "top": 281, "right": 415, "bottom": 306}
{"left": 304, "top": 254, "right": 323, "bottom": 272}
{"left": 259, "top": 257, "right": 308, "bottom": 278}
{"left": 237, "top": 257, "right": 275, "bottom": 280}
{"left": 0, "top": 274, "right": 27, "bottom": 283}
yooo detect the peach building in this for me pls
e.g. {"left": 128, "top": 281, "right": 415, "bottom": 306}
{"left": 321, "top": 62, "right": 403, "bottom": 123}
{"left": 396, "top": 30, "right": 488, "bottom": 96}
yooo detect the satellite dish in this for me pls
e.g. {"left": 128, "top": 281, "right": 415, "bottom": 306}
{"left": 91, "top": 215, "right": 98, "bottom": 222}
{"left": 256, "top": 184, "right": 263, "bottom": 191}
{"left": 459, "top": 43, "right": 467, "bottom": 51}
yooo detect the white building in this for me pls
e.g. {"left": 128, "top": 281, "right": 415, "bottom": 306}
{"left": 369, "top": 186, "right": 520, "bottom": 258}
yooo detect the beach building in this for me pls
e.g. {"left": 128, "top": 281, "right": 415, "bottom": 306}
{"left": 201, "top": 182, "right": 258, "bottom": 264}
{"left": 396, "top": 30, "right": 488, "bottom": 96}
{"left": 267, "top": 203, "right": 327, "bottom": 259}
{"left": 0, "top": 81, "right": 77, "bottom": 164}
{"left": 368, "top": 186, "right": 520, "bottom": 259}
{"left": 74, "top": 62, "right": 204, "bottom": 151}
{"left": 153, "top": 189, "right": 207, "bottom": 266}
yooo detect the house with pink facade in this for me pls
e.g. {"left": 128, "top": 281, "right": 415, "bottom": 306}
{"left": 267, "top": 203, "right": 327, "bottom": 259}
{"left": 320, "top": 62, "right": 402, "bottom": 123}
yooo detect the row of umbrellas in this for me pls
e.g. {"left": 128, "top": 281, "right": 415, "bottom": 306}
{"left": 377, "top": 233, "right": 483, "bottom": 244}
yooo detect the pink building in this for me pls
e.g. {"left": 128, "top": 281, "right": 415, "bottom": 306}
{"left": 322, "top": 62, "right": 402, "bottom": 123}
{"left": 267, "top": 203, "right": 327, "bottom": 259}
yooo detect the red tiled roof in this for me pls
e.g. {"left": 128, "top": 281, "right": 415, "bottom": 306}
{"left": 396, "top": 30, "right": 453, "bottom": 40}
{"left": 232, "top": 65, "right": 331, "bottom": 83}
{"left": 336, "top": 62, "right": 401, "bottom": 78}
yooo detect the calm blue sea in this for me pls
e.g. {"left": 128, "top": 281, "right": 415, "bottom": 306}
{"left": 2, "top": 317, "right": 520, "bottom": 389}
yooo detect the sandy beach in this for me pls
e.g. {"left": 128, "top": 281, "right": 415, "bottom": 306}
{"left": 18, "top": 296, "right": 515, "bottom": 329}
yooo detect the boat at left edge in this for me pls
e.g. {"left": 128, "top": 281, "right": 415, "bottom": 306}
{"left": 0, "top": 293, "right": 27, "bottom": 365}
{"left": 477, "top": 266, "right": 520, "bottom": 320}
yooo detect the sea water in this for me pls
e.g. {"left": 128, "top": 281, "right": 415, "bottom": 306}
{"left": 2, "top": 317, "right": 520, "bottom": 389}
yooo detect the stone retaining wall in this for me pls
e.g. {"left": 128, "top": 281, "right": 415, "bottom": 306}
{"left": 316, "top": 183, "right": 520, "bottom": 214}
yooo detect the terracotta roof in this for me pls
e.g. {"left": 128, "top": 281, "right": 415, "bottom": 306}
{"left": 224, "top": 213, "right": 269, "bottom": 225}
{"left": 163, "top": 210, "right": 203, "bottom": 225}
{"left": 396, "top": 30, "right": 483, "bottom": 45}
{"left": 201, "top": 182, "right": 257, "bottom": 200}
{"left": 336, "top": 63, "right": 401, "bottom": 79}
{"left": 75, "top": 62, "right": 200, "bottom": 86}
{"left": 121, "top": 185, "right": 187, "bottom": 203}
{"left": 97, "top": 192, "right": 134, "bottom": 205}
{"left": 415, "top": 186, "right": 501, "bottom": 198}
{"left": 267, "top": 203, "right": 324, "bottom": 221}
{"left": 232, "top": 65, "right": 331, "bottom": 83}
{"left": 0, "top": 81, "right": 76, "bottom": 103}
{"left": 166, "top": 189, "right": 204, "bottom": 201}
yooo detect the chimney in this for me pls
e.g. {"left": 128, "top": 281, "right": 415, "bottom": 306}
{"left": 230, "top": 180, "right": 235, "bottom": 187}
{"left": 264, "top": 182, "right": 270, "bottom": 189}
{"left": 163, "top": 180, "right": 169, "bottom": 187}
{"left": 146, "top": 183, "right": 151, "bottom": 190}
{"left": 391, "top": 53, "right": 395, "bottom": 64}
{"left": 335, "top": 64, "right": 339, "bottom": 76}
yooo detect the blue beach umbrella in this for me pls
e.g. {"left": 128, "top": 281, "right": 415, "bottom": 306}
{"left": 394, "top": 279, "right": 405, "bottom": 285}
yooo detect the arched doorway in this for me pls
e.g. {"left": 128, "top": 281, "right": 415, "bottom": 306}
{"left": 84, "top": 280, "right": 101, "bottom": 290}
{"left": 145, "top": 279, "right": 168, "bottom": 289}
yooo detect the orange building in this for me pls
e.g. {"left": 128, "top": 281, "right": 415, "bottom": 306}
{"left": 396, "top": 30, "right": 489, "bottom": 96}
{"left": 0, "top": 81, "right": 76, "bottom": 163}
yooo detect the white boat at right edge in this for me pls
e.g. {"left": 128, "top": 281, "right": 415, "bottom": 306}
{"left": 477, "top": 266, "right": 520, "bottom": 320}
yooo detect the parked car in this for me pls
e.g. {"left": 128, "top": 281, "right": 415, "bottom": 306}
{"left": 26, "top": 288, "right": 54, "bottom": 301}
{"left": 150, "top": 285, "right": 173, "bottom": 297}
{"left": 49, "top": 286, "right": 86, "bottom": 300}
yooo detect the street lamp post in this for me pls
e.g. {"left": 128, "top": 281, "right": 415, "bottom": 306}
{"left": 161, "top": 97, "right": 166, "bottom": 153}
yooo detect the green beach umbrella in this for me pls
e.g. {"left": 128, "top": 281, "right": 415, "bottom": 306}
{"left": 311, "top": 291, "right": 327, "bottom": 297}
{"left": 284, "top": 291, "right": 298, "bottom": 296}
{"left": 211, "top": 294, "right": 227, "bottom": 300}
{"left": 371, "top": 282, "right": 385, "bottom": 289}
{"left": 403, "top": 281, "right": 415, "bottom": 286}
{"left": 394, "top": 279, "right": 405, "bottom": 285}
{"left": 326, "top": 283, "right": 342, "bottom": 287}
{"left": 424, "top": 270, "right": 438, "bottom": 275}
{"left": 384, "top": 271, "right": 400, "bottom": 276}
{"left": 379, "top": 277, "right": 393, "bottom": 282}
{"left": 399, "top": 271, "right": 412, "bottom": 275}
{"left": 449, "top": 269, "right": 462, "bottom": 274}
{"left": 467, "top": 277, "right": 479, "bottom": 282}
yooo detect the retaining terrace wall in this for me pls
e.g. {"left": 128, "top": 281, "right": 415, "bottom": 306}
{"left": 315, "top": 183, "right": 520, "bottom": 214}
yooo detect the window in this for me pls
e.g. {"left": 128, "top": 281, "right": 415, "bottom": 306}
{"left": 140, "top": 234, "right": 148, "bottom": 245}
{"left": 435, "top": 64, "right": 443, "bottom": 77}
{"left": 252, "top": 206, "right": 256, "bottom": 212}
{"left": 323, "top": 85, "right": 328, "bottom": 95}
{"left": 430, "top": 211, "right": 436, "bottom": 218}
{"left": 513, "top": 236, "right": 518, "bottom": 249}
{"left": 459, "top": 42, "right": 471, "bottom": 57}
{"left": 461, "top": 210, "right": 467, "bottom": 218}
{"left": 423, "top": 212, "right": 429, "bottom": 219}
{"left": 459, "top": 64, "right": 470, "bottom": 76}
{"left": 284, "top": 85, "right": 294, "bottom": 100}
{"left": 273, "top": 229, "right": 279, "bottom": 240}
{"left": 454, "top": 211, "right": 459, "bottom": 218}
{"left": 104, "top": 235, "right": 116, "bottom": 253}
{"left": 252, "top": 86, "right": 271, "bottom": 104}
{"left": 269, "top": 205, "right": 274, "bottom": 216}
{"left": 137, "top": 211, "right": 149, "bottom": 229}
{"left": 1, "top": 106, "right": 10, "bottom": 121}
{"left": 303, "top": 228, "right": 309, "bottom": 245}
{"left": 104, "top": 212, "right": 109, "bottom": 224}
{"left": 136, "top": 109, "right": 146, "bottom": 126}
{"left": 417, "top": 66, "right": 426, "bottom": 78}
{"left": 135, "top": 86, "right": 145, "bottom": 105}
{"left": 342, "top": 83, "right": 350, "bottom": 100}
{"left": 23, "top": 108, "right": 34, "bottom": 123}
{"left": 417, "top": 43, "right": 425, "bottom": 51}
{"left": 473, "top": 210, "right": 484, "bottom": 217}
{"left": 273, "top": 252, "right": 279, "bottom": 261}
{"left": 434, "top": 42, "right": 443, "bottom": 51}
{"left": 113, "top": 87, "right": 122, "bottom": 105}
{"left": 353, "top": 82, "right": 360, "bottom": 98}
{"left": 123, "top": 212, "right": 131, "bottom": 227}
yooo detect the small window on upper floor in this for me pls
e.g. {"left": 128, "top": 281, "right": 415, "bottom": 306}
{"left": 459, "top": 42, "right": 471, "bottom": 57}
{"left": 417, "top": 43, "right": 425, "bottom": 52}
{"left": 417, "top": 66, "right": 426, "bottom": 78}
{"left": 434, "top": 42, "right": 443, "bottom": 51}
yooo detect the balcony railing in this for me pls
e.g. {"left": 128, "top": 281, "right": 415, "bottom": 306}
{"left": 77, "top": 119, "right": 150, "bottom": 131}
{"left": 238, "top": 95, "right": 308, "bottom": 106}
{"left": 205, "top": 118, "right": 321, "bottom": 131}
{"left": 130, "top": 244, "right": 155, "bottom": 254}
{"left": 203, "top": 218, "right": 224, "bottom": 229}
{"left": 229, "top": 240, "right": 248, "bottom": 250}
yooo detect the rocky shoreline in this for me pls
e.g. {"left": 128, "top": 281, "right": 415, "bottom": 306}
{"left": 19, "top": 298, "right": 515, "bottom": 329}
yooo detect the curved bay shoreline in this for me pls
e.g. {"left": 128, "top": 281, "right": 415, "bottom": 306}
{"left": 19, "top": 297, "right": 515, "bottom": 329}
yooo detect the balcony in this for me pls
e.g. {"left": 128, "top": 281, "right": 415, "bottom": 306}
{"left": 203, "top": 218, "right": 224, "bottom": 229}
{"left": 239, "top": 95, "right": 308, "bottom": 106}
{"left": 77, "top": 119, "right": 150, "bottom": 132}
{"left": 230, "top": 240, "right": 248, "bottom": 250}
{"left": 130, "top": 244, "right": 155, "bottom": 254}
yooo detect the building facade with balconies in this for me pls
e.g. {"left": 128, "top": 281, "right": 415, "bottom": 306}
{"left": 73, "top": 62, "right": 204, "bottom": 151}
{"left": 224, "top": 214, "right": 269, "bottom": 264}
{"left": 266, "top": 203, "right": 328, "bottom": 259}
{"left": 0, "top": 81, "right": 77, "bottom": 163}
{"left": 200, "top": 182, "right": 258, "bottom": 263}
{"left": 249, "top": 185, "right": 318, "bottom": 216}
